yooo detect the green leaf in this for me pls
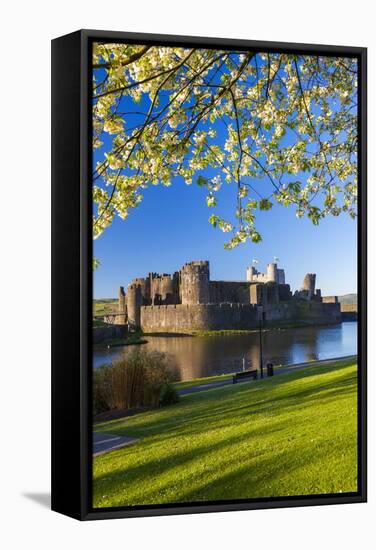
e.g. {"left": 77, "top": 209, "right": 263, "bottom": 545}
{"left": 197, "top": 175, "right": 208, "bottom": 187}
{"left": 251, "top": 231, "right": 262, "bottom": 243}
{"left": 259, "top": 198, "right": 273, "bottom": 211}
{"left": 208, "top": 214, "right": 220, "bottom": 227}
{"left": 288, "top": 181, "right": 301, "bottom": 194}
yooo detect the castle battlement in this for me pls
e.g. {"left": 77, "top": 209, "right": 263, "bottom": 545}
{"left": 181, "top": 260, "right": 209, "bottom": 268}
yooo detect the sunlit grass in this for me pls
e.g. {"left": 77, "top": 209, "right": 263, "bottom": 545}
{"left": 93, "top": 359, "right": 358, "bottom": 507}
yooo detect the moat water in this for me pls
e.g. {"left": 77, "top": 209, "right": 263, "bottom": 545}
{"left": 92, "top": 321, "right": 357, "bottom": 381}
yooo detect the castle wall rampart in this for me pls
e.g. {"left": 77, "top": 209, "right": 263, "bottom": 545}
{"left": 140, "top": 300, "right": 341, "bottom": 332}
{"left": 140, "top": 303, "right": 259, "bottom": 332}
{"left": 263, "top": 301, "right": 341, "bottom": 324}
{"left": 322, "top": 295, "right": 339, "bottom": 303}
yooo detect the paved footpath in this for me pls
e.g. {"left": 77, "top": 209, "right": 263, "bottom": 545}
{"left": 178, "top": 355, "right": 356, "bottom": 396}
{"left": 93, "top": 431, "right": 138, "bottom": 456}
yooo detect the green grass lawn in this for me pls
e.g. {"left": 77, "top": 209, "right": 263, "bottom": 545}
{"left": 93, "top": 359, "right": 358, "bottom": 508}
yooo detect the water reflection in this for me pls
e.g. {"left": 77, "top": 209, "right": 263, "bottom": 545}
{"left": 93, "top": 322, "right": 357, "bottom": 381}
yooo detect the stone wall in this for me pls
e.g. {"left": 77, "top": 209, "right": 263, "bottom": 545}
{"left": 322, "top": 295, "right": 339, "bottom": 303}
{"left": 263, "top": 301, "right": 341, "bottom": 325}
{"left": 140, "top": 303, "right": 260, "bottom": 332}
{"left": 340, "top": 303, "right": 357, "bottom": 321}
{"left": 140, "top": 300, "right": 341, "bottom": 332}
{"left": 209, "top": 281, "right": 251, "bottom": 304}
{"left": 340, "top": 303, "right": 357, "bottom": 312}
{"left": 278, "top": 284, "right": 292, "bottom": 301}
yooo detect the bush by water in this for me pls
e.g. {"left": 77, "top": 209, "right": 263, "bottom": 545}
{"left": 93, "top": 349, "right": 178, "bottom": 414}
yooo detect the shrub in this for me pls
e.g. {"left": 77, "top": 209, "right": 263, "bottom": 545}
{"left": 159, "top": 383, "right": 180, "bottom": 407}
{"left": 93, "top": 349, "right": 178, "bottom": 414}
{"left": 93, "top": 364, "right": 114, "bottom": 415}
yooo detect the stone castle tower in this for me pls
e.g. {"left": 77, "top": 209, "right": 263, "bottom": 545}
{"left": 117, "top": 286, "right": 126, "bottom": 324}
{"left": 126, "top": 282, "right": 143, "bottom": 330}
{"left": 266, "top": 262, "right": 278, "bottom": 282}
{"left": 180, "top": 261, "right": 210, "bottom": 305}
{"left": 292, "top": 273, "right": 322, "bottom": 301}
{"left": 150, "top": 272, "right": 179, "bottom": 305}
{"left": 247, "top": 262, "right": 285, "bottom": 284}
{"left": 302, "top": 273, "right": 316, "bottom": 299}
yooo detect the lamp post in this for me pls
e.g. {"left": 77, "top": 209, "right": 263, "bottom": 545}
{"left": 259, "top": 312, "right": 264, "bottom": 379}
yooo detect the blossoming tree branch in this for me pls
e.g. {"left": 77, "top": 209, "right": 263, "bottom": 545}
{"left": 92, "top": 44, "right": 357, "bottom": 249}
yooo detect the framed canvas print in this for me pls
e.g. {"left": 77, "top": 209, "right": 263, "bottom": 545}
{"left": 51, "top": 30, "right": 367, "bottom": 520}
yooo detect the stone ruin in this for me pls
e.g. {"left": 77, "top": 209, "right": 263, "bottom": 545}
{"left": 114, "top": 260, "right": 341, "bottom": 332}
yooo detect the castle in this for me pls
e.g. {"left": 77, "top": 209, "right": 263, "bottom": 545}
{"left": 116, "top": 260, "right": 341, "bottom": 332}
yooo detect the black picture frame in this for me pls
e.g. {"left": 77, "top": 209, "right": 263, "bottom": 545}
{"left": 51, "top": 29, "right": 367, "bottom": 521}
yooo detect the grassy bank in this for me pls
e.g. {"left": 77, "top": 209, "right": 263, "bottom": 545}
{"left": 192, "top": 321, "right": 343, "bottom": 336}
{"left": 191, "top": 329, "right": 261, "bottom": 336}
{"left": 145, "top": 322, "right": 341, "bottom": 338}
{"left": 93, "top": 358, "right": 358, "bottom": 507}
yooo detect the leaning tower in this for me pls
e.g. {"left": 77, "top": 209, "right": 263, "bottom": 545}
{"left": 301, "top": 273, "right": 316, "bottom": 300}
{"left": 180, "top": 261, "right": 210, "bottom": 305}
{"left": 302, "top": 273, "right": 316, "bottom": 293}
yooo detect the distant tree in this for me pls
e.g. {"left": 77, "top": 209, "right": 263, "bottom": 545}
{"left": 92, "top": 44, "right": 357, "bottom": 249}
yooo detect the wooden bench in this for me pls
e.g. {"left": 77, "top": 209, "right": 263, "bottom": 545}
{"left": 232, "top": 369, "right": 258, "bottom": 384}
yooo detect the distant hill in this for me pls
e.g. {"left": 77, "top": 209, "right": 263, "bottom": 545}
{"left": 338, "top": 294, "right": 357, "bottom": 305}
{"left": 93, "top": 298, "right": 118, "bottom": 316}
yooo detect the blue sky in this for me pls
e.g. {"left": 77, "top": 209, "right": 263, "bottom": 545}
{"left": 93, "top": 176, "right": 357, "bottom": 298}
{"left": 93, "top": 49, "right": 357, "bottom": 298}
